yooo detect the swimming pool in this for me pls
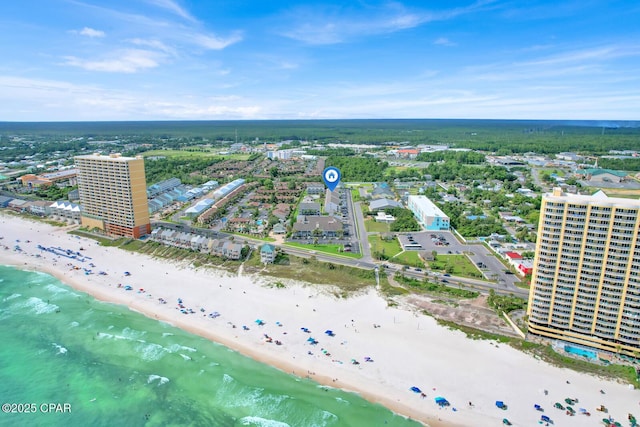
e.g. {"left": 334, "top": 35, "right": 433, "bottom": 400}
{"left": 564, "top": 344, "right": 598, "bottom": 360}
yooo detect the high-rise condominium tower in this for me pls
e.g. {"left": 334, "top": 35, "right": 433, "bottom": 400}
{"left": 527, "top": 188, "right": 640, "bottom": 357}
{"left": 75, "top": 153, "right": 150, "bottom": 238}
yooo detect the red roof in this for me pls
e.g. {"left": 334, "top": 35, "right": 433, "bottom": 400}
{"left": 504, "top": 251, "right": 523, "bottom": 259}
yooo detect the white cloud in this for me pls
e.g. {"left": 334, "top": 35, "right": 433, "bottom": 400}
{"left": 191, "top": 32, "right": 243, "bottom": 50}
{"left": 78, "top": 27, "right": 105, "bottom": 38}
{"left": 0, "top": 75, "right": 265, "bottom": 120}
{"left": 280, "top": 1, "right": 496, "bottom": 45}
{"left": 433, "top": 37, "right": 456, "bottom": 46}
{"left": 63, "top": 49, "right": 164, "bottom": 73}
{"left": 145, "top": 0, "right": 196, "bottom": 22}
{"left": 128, "top": 38, "right": 175, "bottom": 54}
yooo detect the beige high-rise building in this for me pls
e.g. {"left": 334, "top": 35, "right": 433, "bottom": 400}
{"left": 75, "top": 153, "right": 150, "bottom": 238}
{"left": 527, "top": 188, "right": 640, "bottom": 357}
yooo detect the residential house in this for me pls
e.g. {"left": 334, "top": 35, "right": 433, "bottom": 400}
{"left": 306, "top": 183, "right": 325, "bottom": 195}
{"left": 221, "top": 241, "right": 243, "bottom": 260}
{"left": 503, "top": 251, "right": 523, "bottom": 268}
{"left": 0, "top": 195, "right": 14, "bottom": 208}
{"left": 272, "top": 223, "right": 287, "bottom": 234}
{"left": 28, "top": 200, "right": 52, "bottom": 216}
{"left": 375, "top": 212, "right": 395, "bottom": 223}
{"left": 7, "top": 199, "right": 28, "bottom": 212}
{"left": 260, "top": 244, "right": 276, "bottom": 264}
{"left": 299, "top": 202, "right": 321, "bottom": 216}
{"left": 369, "top": 198, "right": 401, "bottom": 211}
{"left": 370, "top": 184, "right": 395, "bottom": 200}
{"left": 324, "top": 189, "right": 341, "bottom": 214}
{"left": 190, "top": 235, "right": 209, "bottom": 252}
{"left": 517, "top": 260, "right": 534, "bottom": 275}
{"left": 227, "top": 217, "right": 251, "bottom": 232}
{"left": 49, "top": 201, "right": 82, "bottom": 223}
{"left": 292, "top": 216, "right": 344, "bottom": 239}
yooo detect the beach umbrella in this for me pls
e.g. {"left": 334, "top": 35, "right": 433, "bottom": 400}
{"left": 410, "top": 386, "right": 421, "bottom": 393}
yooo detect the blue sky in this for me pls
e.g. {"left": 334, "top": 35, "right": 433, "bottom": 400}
{"left": 1, "top": 0, "right": 639, "bottom": 121}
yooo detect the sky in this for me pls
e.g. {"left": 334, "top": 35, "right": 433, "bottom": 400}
{"left": 1, "top": 0, "right": 639, "bottom": 121}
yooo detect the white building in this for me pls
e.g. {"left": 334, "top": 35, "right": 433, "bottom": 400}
{"left": 407, "top": 195, "right": 450, "bottom": 231}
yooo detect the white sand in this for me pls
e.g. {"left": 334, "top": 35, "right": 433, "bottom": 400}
{"left": 1, "top": 213, "right": 638, "bottom": 427}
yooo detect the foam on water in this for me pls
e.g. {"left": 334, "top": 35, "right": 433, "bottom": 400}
{"left": 135, "top": 342, "right": 167, "bottom": 361}
{"left": 237, "top": 416, "right": 291, "bottom": 427}
{"left": 45, "top": 284, "right": 78, "bottom": 298}
{"left": 166, "top": 343, "right": 197, "bottom": 353}
{"left": 121, "top": 326, "right": 147, "bottom": 340}
{"left": 162, "top": 332, "right": 174, "bottom": 337}
{"left": 69, "top": 321, "right": 80, "bottom": 328}
{"left": 3, "top": 293, "right": 21, "bottom": 302}
{"left": 22, "top": 297, "right": 59, "bottom": 314}
{"left": 147, "top": 374, "right": 170, "bottom": 386}
{"left": 319, "top": 410, "right": 338, "bottom": 423}
{"left": 179, "top": 353, "right": 192, "bottom": 361}
{"left": 52, "top": 343, "right": 68, "bottom": 355}
{"left": 335, "top": 397, "right": 349, "bottom": 405}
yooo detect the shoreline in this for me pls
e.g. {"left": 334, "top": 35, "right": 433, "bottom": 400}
{"left": 1, "top": 213, "right": 638, "bottom": 427}
{"left": 3, "top": 259, "right": 440, "bottom": 426}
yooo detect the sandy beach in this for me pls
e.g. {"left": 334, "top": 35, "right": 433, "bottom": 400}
{"left": 1, "top": 213, "right": 638, "bottom": 427}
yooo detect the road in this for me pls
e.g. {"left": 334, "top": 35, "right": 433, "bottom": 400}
{"left": 353, "top": 201, "right": 372, "bottom": 262}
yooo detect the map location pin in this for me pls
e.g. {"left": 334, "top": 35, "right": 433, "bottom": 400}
{"left": 322, "top": 166, "right": 341, "bottom": 192}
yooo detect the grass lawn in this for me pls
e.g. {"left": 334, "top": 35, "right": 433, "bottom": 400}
{"left": 284, "top": 242, "right": 362, "bottom": 259}
{"left": 391, "top": 250, "right": 424, "bottom": 267}
{"left": 368, "top": 234, "right": 401, "bottom": 257}
{"left": 364, "top": 219, "right": 390, "bottom": 233}
{"left": 428, "top": 254, "right": 483, "bottom": 279}
{"left": 227, "top": 232, "right": 276, "bottom": 242}
{"left": 602, "top": 188, "right": 640, "bottom": 199}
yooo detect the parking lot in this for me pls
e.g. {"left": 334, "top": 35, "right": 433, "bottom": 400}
{"left": 396, "top": 231, "right": 519, "bottom": 287}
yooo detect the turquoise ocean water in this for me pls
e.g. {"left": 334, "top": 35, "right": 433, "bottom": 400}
{"left": 0, "top": 265, "right": 422, "bottom": 427}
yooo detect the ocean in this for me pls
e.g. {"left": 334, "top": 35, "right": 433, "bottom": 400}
{"left": 0, "top": 265, "right": 422, "bottom": 427}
